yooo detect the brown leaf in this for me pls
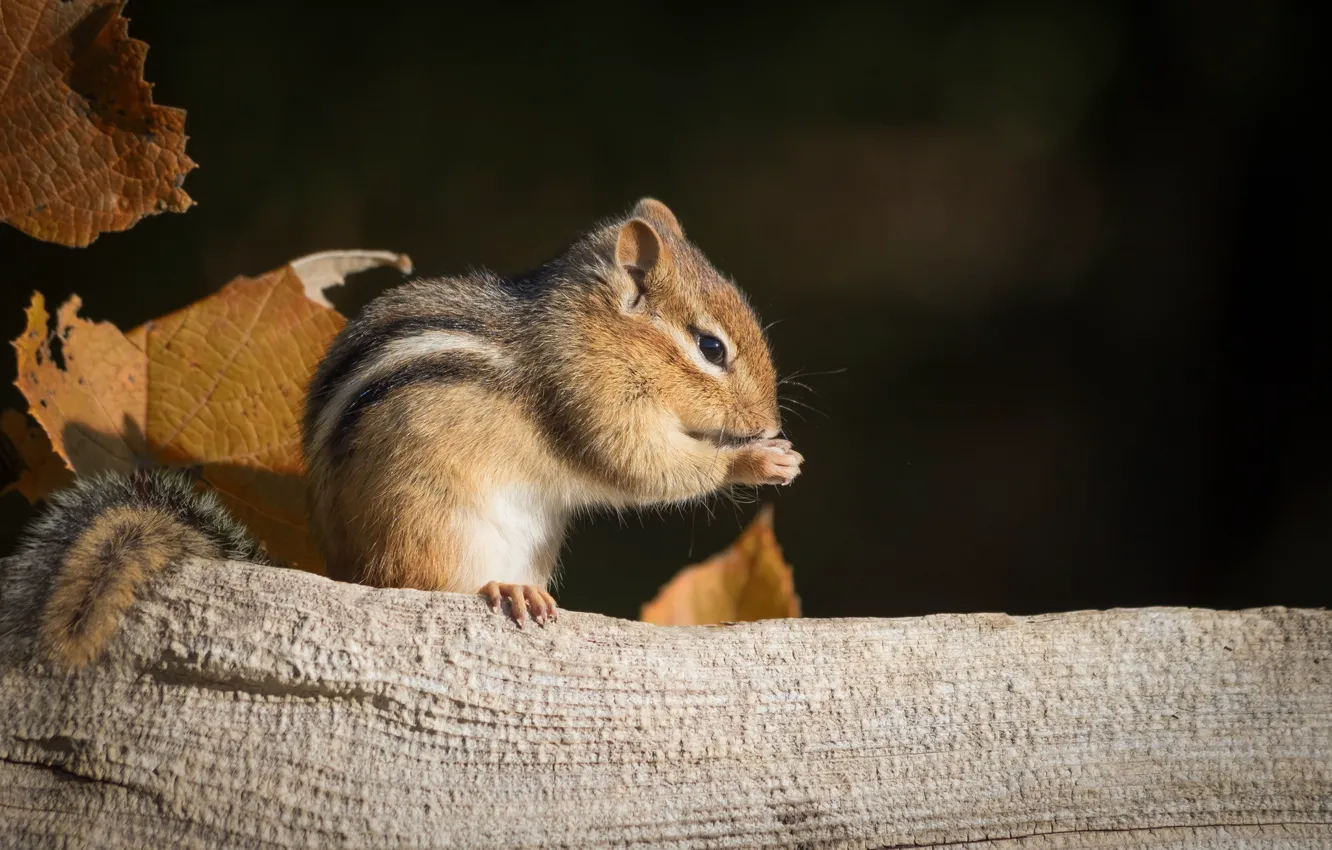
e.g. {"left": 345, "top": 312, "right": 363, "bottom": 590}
{"left": 12, "top": 291, "right": 148, "bottom": 477}
{"left": 136, "top": 264, "right": 347, "bottom": 572}
{"left": 0, "top": 408, "right": 73, "bottom": 502}
{"left": 640, "top": 506, "right": 801, "bottom": 625}
{"left": 122, "top": 322, "right": 147, "bottom": 352}
{"left": 0, "top": 1, "right": 195, "bottom": 246}
{"left": 10, "top": 252, "right": 415, "bottom": 572}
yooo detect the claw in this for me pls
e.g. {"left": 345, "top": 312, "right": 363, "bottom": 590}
{"left": 478, "top": 581, "right": 558, "bottom": 628}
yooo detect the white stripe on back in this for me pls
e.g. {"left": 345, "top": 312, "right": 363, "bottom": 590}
{"left": 313, "top": 330, "right": 504, "bottom": 451}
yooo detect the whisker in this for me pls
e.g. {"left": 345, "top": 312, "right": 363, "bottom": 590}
{"left": 777, "top": 378, "right": 820, "bottom": 395}
{"left": 782, "top": 367, "right": 848, "bottom": 382}
{"left": 778, "top": 402, "right": 808, "bottom": 422}
{"left": 730, "top": 486, "right": 757, "bottom": 509}
{"left": 700, "top": 491, "right": 718, "bottom": 524}
{"left": 726, "top": 489, "right": 745, "bottom": 520}
{"left": 780, "top": 396, "right": 828, "bottom": 418}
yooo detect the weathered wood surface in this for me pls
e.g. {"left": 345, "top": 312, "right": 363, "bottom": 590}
{"left": 0, "top": 555, "right": 1328, "bottom": 849}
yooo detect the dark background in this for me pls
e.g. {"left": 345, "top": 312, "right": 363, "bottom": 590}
{"left": 3, "top": 2, "right": 1327, "bottom": 619}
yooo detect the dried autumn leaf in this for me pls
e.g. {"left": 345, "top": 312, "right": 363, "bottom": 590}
{"left": 292, "top": 250, "right": 414, "bottom": 308}
{"left": 0, "top": 0, "right": 195, "bottom": 246}
{"left": 11, "top": 251, "right": 409, "bottom": 572}
{"left": 119, "top": 250, "right": 411, "bottom": 345}
{"left": 136, "top": 264, "right": 347, "bottom": 572}
{"left": 12, "top": 291, "right": 148, "bottom": 477}
{"left": 0, "top": 408, "right": 73, "bottom": 502}
{"left": 640, "top": 506, "right": 801, "bottom": 625}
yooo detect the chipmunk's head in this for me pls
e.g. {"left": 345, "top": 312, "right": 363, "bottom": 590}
{"left": 561, "top": 198, "right": 782, "bottom": 473}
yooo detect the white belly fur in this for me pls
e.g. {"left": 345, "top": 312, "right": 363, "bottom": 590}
{"left": 453, "top": 483, "right": 568, "bottom": 591}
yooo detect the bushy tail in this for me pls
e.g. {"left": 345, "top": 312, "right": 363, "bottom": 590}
{"left": 2, "top": 470, "right": 269, "bottom": 668}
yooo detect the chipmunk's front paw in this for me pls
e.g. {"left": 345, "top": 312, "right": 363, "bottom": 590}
{"left": 725, "top": 439, "right": 804, "bottom": 486}
{"left": 479, "top": 581, "right": 558, "bottom": 628}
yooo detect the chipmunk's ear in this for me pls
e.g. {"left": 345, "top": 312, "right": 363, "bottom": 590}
{"left": 616, "top": 217, "right": 670, "bottom": 289}
{"left": 631, "top": 198, "right": 683, "bottom": 238}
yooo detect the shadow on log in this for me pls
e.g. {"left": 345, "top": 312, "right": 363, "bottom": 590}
{"left": 1, "top": 556, "right": 1329, "bottom": 848}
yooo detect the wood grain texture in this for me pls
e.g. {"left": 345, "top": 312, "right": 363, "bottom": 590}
{"left": 0, "top": 555, "right": 1328, "bottom": 849}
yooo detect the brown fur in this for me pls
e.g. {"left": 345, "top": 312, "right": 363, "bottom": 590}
{"left": 315, "top": 382, "right": 561, "bottom": 590}
{"left": 40, "top": 504, "right": 221, "bottom": 667}
{"left": 302, "top": 198, "right": 800, "bottom": 595}
{"left": 537, "top": 206, "right": 781, "bottom": 501}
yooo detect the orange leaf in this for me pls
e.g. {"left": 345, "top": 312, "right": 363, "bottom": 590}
{"left": 11, "top": 252, "right": 409, "bottom": 573}
{"left": 137, "top": 265, "right": 346, "bottom": 572}
{"left": 640, "top": 506, "right": 801, "bottom": 625}
{"left": 1, "top": 408, "right": 74, "bottom": 502}
{"left": 0, "top": 1, "right": 195, "bottom": 246}
{"left": 12, "top": 291, "right": 148, "bottom": 477}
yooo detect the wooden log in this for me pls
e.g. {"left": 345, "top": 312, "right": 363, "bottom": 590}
{"left": 0, "top": 556, "right": 1328, "bottom": 848}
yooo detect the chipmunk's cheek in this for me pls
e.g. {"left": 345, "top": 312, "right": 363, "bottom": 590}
{"left": 663, "top": 389, "right": 716, "bottom": 438}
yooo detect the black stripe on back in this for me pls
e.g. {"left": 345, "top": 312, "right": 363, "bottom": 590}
{"left": 308, "top": 316, "right": 487, "bottom": 423}
{"left": 329, "top": 353, "right": 491, "bottom": 460}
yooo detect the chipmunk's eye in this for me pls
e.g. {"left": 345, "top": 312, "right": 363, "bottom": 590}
{"left": 696, "top": 333, "right": 727, "bottom": 366}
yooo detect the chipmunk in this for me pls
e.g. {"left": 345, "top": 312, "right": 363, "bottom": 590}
{"left": 2, "top": 198, "right": 802, "bottom": 668}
